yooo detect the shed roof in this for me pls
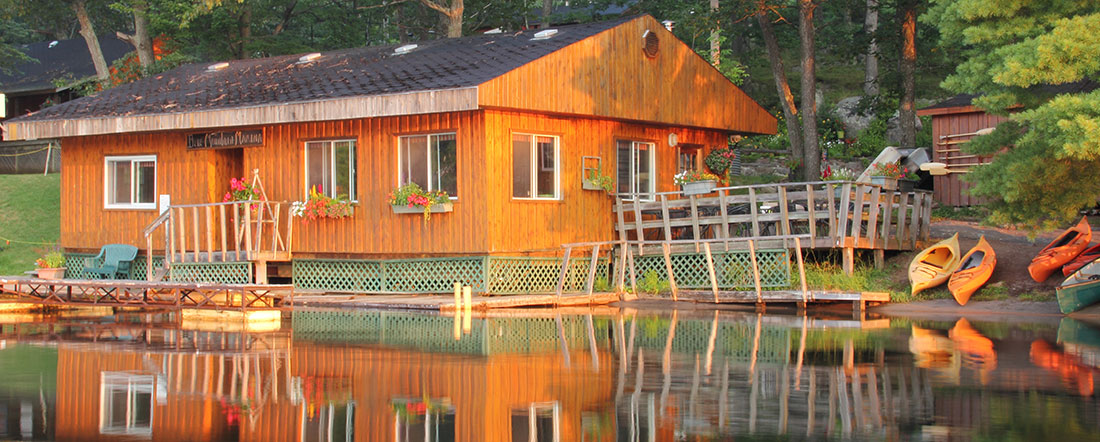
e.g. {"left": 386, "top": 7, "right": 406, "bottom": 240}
{"left": 0, "top": 37, "right": 132, "bottom": 95}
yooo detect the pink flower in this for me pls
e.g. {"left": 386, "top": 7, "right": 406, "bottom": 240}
{"left": 223, "top": 192, "right": 232, "bottom": 202}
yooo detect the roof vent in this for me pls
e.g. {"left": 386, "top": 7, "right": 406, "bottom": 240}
{"left": 393, "top": 44, "right": 418, "bottom": 55}
{"left": 206, "top": 62, "right": 229, "bottom": 72}
{"left": 642, "top": 30, "right": 659, "bottom": 58}
{"left": 483, "top": 28, "right": 503, "bottom": 34}
{"left": 48, "top": 40, "right": 59, "bottom": 49}
{"left": 532, "top": 29, "right": 558, "bottom": 40}
{"left": 297, "top": 52, "right": 322, "bottom": 64}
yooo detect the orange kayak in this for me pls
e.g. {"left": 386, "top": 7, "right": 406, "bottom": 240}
{"left": 1062, "top": 243, "right": 1100, "bottom": 277}
{"left": 948, "top": 235, "right": 996, "bottom": 305}
{"left": 1029, "top": 216, "right": 1092, "bottom": 282}
{"left": 909, "top": 233, "right": 961, "bottom": 296}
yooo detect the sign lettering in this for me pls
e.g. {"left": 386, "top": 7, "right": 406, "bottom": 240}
{"left": 187, "top": 130, "right": 263, "bottom": 149}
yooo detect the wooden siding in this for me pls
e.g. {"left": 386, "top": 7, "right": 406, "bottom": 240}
{"left": 479, "top": 15, "right": 776, "bottom": 135}
{"left": 928, "top": 110, "right": 1007, "bottom": 206}
{"left": 61, "top": 109, "right": 734, "bottom": 257}
{"left": 60, "top": 132, "right": 222, "bottom": 252}
{"left": 484, "top": 109, "right": 728, "bottom": 254}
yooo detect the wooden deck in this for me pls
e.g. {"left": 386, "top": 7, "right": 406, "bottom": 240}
{"left": 614, "top": 181, "right": 932, "bottom": 258}
{"left": 0, "top": 277, "right": 293, "bottom": 310}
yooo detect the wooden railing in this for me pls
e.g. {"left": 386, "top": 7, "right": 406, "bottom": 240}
{"left": 613, "top": 181, "right": 932, "bottom": 255}
{"left": 143, "top": 200, "right": 295, "bottom": 280}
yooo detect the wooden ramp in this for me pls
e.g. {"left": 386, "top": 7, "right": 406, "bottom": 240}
{"left": 0, "top": 277, "right": 293, "bottom": 310}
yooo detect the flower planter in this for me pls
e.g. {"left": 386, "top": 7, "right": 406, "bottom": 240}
{"left": 36, "top": 267, "right": 66, "bottom": 280}
{"left": 898, "top": 179, "right": 917, "bottom": 193}
{"left": 869, "top": 176, "right": 898, "bottom": 191}
{"left": 582, "top": 180, "right": 603, "bottom": 191}
{"left": 391, "top": 202, "right": 454, "bottom": 215}
{"left": 680, "top": 180, "right": 717, "bottom": 196}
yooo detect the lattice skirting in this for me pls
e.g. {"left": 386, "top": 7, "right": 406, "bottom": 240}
{"left": 292, "top": 310, "right": 608, "bottom": 355}
{"left": 293, "top": 256, "right": 609, "bottom": 295}
{"left": 169, "top": 261, "right": 252, "bottom": 284}
{"left": 63, "top": 253, "right": 164, "bottom": 280}
{"left": 631, "top": 249, "right": 791, "bottom": 290}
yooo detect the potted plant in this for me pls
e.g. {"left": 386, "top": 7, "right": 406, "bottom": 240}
{"left": 35, "top": 248, "right": 66, "bottom": 280}
{"left": 389, "top": 183, "right": 452, "bottom": 220}
{"left": 582, "top": 168, "right": 614, "bottom": 193}
{"left": 290, "top": 185, "right": 354, "bottom": 223}
{"left": 822, "top": 166, "right": 858, "bottom": 198}
{"left": 868, "top": 162, "right": 911, "bottom": 191}
{"left": 675, "top": 170, "right": 720, "bottom": 196}
{"left": 898, "top": 168, "right": 920, "bottom": 192}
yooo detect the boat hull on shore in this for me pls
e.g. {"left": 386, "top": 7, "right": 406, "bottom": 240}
{"left": 909, "top": 233, "right": 961, "bottom": 296}
{"left": 1057, "top": 259, "right": 1100, "bottom": 314}
{"left": 1030, "top": 216, "right": 1092, "bottom": 283}
{"left": 948, "top": 235, "right": 996, "bottom": 306}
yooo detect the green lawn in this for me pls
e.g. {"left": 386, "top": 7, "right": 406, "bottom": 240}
{"left": 0, "top": 173, "right": 60, "bottom": 275}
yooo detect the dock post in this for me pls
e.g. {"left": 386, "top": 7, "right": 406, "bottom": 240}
{"left": 453, "top": 282, "right": 462, "bottom": 313}
{"left": 842, "top": 247, "right": 855, "bottom": 276}
{"left": 662, "top": 243, "right": 679, "bottom": 301}
{"left": 873, "top": 249, "right": 885, "bottom": 269}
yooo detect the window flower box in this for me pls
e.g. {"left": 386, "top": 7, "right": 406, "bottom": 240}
{"left": 680, "top": 180, "right": 717, "bottom": 196}
{"left": 389, "top": 183, "right": 452, "bottom": 220}
{"left": 391, "top": 202, "right": 453, "bottom": 215}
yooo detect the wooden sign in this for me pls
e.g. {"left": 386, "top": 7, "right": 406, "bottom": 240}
{"left": 187, "top": 130, "right": 263, "bottom": 149}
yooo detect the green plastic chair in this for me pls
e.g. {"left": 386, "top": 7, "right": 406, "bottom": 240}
{"left": 83, "top": 244, "right": 139, "bottom": 279}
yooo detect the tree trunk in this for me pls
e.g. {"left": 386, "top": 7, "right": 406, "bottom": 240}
{"left": 71, "top": 0, "right": 109, "bottom": 82}
{"left": 541, "top": 0, "right": 553, "bottom": 29}
{"left": 710, "top": 0, "right": 720, "bottom": 66}
{"left": 756, "top": 12, "right": 804, "bottom": 164}
{"left": 863, "top": 0, "right": 879, "bottom": 97}
{"left": 898, "top": 1, "right": 917, "bottom": 148}
{"left": 116, "top": 0, "right": 154, "bottom": 69}
{"left": 420, "top": 0, "right": 463, "bottom": 38}
{"left": 238, "top": 3, "right": 252, "bottom": 59}
{"left": 799, "top": 0, "right": 820, "bottom": 182}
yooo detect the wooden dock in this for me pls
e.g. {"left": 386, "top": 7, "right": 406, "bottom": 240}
{"left": 613, "top": 181, "right": 932, "bottom": 272}
{"left": 0, "top": 277, "right": 293, "bottom": 310}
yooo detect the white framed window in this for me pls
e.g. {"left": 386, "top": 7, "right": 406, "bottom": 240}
{"left": 305, "top": 139, "right": 357, "bottom": 201}
{"left": 616, "top": 140, "right": 655, "bottom": 200}
{"left": 398, "top": 133, "right": 458, "bottom": 197}
{"left": 511, "top": 402, "right": 560, "bottom": 442}
{"left": 512, "top": 133, "right": 560, "bottom": 199}
{"left": 104, "top": 155, "right": 157, "bottom": 209}
{"left": 301, "top": 401, "right": 355, "bottom": 442}
{"left": 99, "top": 372, "right": 154, "bottom": 436}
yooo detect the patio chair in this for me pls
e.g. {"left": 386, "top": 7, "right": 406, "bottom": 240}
{"left": 84, "top": 244, "right": 139, "bottom": 279}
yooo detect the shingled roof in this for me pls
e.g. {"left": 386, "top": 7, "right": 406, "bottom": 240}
{"left": 12, "top": 17, "right": 632, "bottom": 124}
{"left": 0, "top": 37, "right": 132, "bottom": 95}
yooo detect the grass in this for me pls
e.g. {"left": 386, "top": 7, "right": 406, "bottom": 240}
{"left": 0, "top": 174, "right": 61, "bottom": 275}
{"left": 931, "top": 205, "right": 991, "bottom": 222}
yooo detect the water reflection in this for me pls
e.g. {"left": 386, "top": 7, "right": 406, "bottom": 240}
{"left": 0, "top": 308, "right": 1096, "bottom": 440}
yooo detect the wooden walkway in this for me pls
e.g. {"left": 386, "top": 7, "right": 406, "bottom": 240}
{"left": 0, "top": 277, "right": 293, "bottom": 310}
{"left": 614, "top": 181, "right": 932, "bottom": 270}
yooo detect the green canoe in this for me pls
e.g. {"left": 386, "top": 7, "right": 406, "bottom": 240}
{"left": 1057, "top": 259, "right": 1100, "bottom": 314}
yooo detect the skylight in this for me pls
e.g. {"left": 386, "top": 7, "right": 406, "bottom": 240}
{"left": 393, "top": 44, "right": 418, "bottom": 55}
{"left": 297, "top": 53, "right": 322, "bottom": 64}
{"left": 206, "top": 62, "right": 229, "bottom": 72}
{"left": 531, "top": 29, "right": 558, "bottom": 40}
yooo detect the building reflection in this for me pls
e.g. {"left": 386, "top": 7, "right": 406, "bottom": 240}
{"left": 0, "top": 309, "right": 1097, "bottom": 441}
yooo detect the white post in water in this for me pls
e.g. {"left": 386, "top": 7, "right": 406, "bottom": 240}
{"left": 462, "top": 286, "right": 473, "bottom": 334}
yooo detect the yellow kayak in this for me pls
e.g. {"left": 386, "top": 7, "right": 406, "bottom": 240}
{"left": 909, "top": 233, "right": 961, "bottom": 296}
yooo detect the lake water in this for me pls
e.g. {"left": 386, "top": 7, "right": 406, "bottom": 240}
{"left": 0, "top": 307, "right": 1097, "bottom": 441}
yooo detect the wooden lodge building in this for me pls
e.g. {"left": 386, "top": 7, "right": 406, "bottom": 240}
{"left": 1, "top": 15, "right": 775, "bottom": 292}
